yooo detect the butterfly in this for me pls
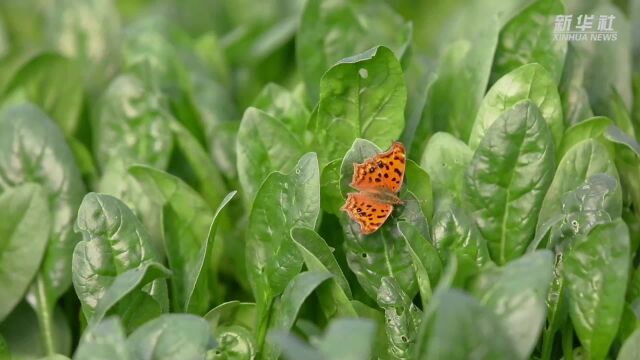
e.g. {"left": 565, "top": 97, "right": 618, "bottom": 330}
{"left": 341, "top": 141, "right": 406, "bottom": 235}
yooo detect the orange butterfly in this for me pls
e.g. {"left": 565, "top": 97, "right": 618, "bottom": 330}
{"left": 341, "top": 142, "right": 406, "bottom": 235}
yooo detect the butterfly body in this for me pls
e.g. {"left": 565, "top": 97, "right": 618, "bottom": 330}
{"left": 341, "top": 142, "right": 406, "bottom": 234}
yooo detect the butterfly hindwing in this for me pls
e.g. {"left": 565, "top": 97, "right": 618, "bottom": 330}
{"left": 341, "top": 193, "right": 394, "bottom": 235}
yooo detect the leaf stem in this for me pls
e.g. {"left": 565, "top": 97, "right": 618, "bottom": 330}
{"left": 540, "top": 328, "right": 555, "bottom": 360}
{"left": 34, "top": 275, "right": 55, "bottom": 355}
{"left": 561, "top": 322, "right": 573, "bottom": 360}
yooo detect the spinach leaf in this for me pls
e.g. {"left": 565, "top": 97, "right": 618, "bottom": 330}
{"left": 73, "top": 193, "right": 167, "bottom": 327}
{"left": 469, "top": 250, "right": 554, "bottom": 359}
{"left": 297, "top": 0, "right": 411, "bottom": 102}
{"left": 491, "top": 0, "right": 566, "bottom": 84}
{"left": 618, "top": 329, "right": 640, "bottom": 360}
{"left": 74, "top": 318, "right": 129, "bottom": 360}
{"left": 126, "top": 314, "right": 214, "bottom": 360}
{"left": 3, "top": 53, "right": 83, "bottom": 136}
{"left": 376, "top": 277, "right": 421, "bottom": 359}
{"left": 0, "top": 184, "right": 49, "bottom": 322}
{"left": 245, "top": 153, "right": 320, "bottom": 349}
{"left": 252, "top": 83, "right": 309, "bottom": 138}
{"left": 313, "top": 47, "right": 406, "bottom": 166}
{"left": 236, "top": 107, "right": 304, "bottom": 204}
{"left": 420, "top": 132, "right": 473, "bottom": 210}
{"left": 469, "top": 63, "right": 563, "bottom": 150}
{"left": 464, "top": 101, "right": 555, "bottom": 264}
{"left": 564, "top": 220, "right": 630, "bottom": 360}
{"left": 320, "top": 159, "right": 343, "bottom": 215}
{"left": 559, "top": 44, "right": 594, "bottom": 127}
{"left": 431, "top": 203, "right": 489, "bottom": 267}
{"left": 205, "top": 301, "right": 257, "bottom": 360}
{"left": 414, "top": 289, "right": 519, "bottom": 360}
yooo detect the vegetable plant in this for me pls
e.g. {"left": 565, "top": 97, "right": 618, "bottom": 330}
{"left": 0, "top": 0, "right": 639, "bottom": 359}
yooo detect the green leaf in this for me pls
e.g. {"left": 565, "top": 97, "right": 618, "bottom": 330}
{"left": 464, "top": 101, "right": 556, "bottom": 264}
{"left": 204, "top": 301, "right": 257, "bottom": 360}
{"left": 126, "top": 314, "right": 214, "bottom": 360}
{"left": 414, "top": 289, "right": 519, "bottom": 360}
{"left": 312, "top": 46, "right": 406, "bottom": 166}
{"left": 0, "top": 184, "right": 49, "bottom": 322}
{"left": 236, "top": 107, "right": 305, "bottom": 204}
{"left": 397, "top": 221, "right": 443, "bottom": 308}
{"left": 558, "top": 117, "right": 613, "bottom": 158}
{"left": 320, "top": 159, "right": 343, "bottom": 215}
{"left": 73, "top": 193, "right": 166, "bottom": 326}
{"left": 404, "top": 160, "right": 433, "bottom": 220}
{"left": 340, "top": 139, "right": 427, "bottom": 300}
{"left": 264, "top": 271, "right": 332, "bottom": 359}
{"left": 469, "top": 63, "right": 564, "bottom": 150}
{"left": 469, "top": 250, "right": 554, "bottom": 359}
{"left": 535, "top": 140, "right": 621, "bottom": 249}
{"left": 491, "top": 0, "right": 566, "bottom": 84}
{"left": 90, "top": 262, "right": 171, "bottom": 327}
{"left": 3, "top": 53, "right": 83, "bottom": 136}
{"left": 297, "top": 0, "right": 411, "bottom": 102}
{"left": 74, "top": 318, "right": 129, "bottom": 360}
{"left": 559, "top": 44, "right": 594, "bottom": 127}
{"left": 245, "top": 153, "right": 320, "bottom": 349}
{"left": 376, "top": 277, "right": 421, "bottom": 358}
{"left": 252, "top": 83, "right": 309, "bottom": 137}
{"left": 565, "top": 220, "right": 630, "bottom": 360}
{"left": 93, "top": 73, "right": 173, "bottom": 171}
{"left": 412, "top": 22, "right": 499, "bottom": 151}
{"left": 618, "top": 329, "right": 640, "bottom": 360}
{"left": 420, "top": 132, "right": 473, "bottom": 210}
{"left": 45, "top": 0, "right": 121, "bottom": 89}
{"left": 290, "top": 227, "right": 356, "bottom": 319}
{"left": 431, "top": 203, "right": 489, "bottom": 267}
{"left": 128, "top": 165, "right": 219, "bottom": 314}
{"left": 270, "top": 318, "right": 377, "bottom": 360}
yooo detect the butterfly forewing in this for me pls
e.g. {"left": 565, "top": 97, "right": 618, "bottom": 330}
{"left": 351, "top": 142, "right": 406, "bottom": 194}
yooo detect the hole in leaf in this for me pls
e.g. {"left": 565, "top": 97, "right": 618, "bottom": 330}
{"left": 401, "top": 335, "right": 408, "bottom": 342}
{"left": 359, "top": 68, "right": 368, "bottom": 79}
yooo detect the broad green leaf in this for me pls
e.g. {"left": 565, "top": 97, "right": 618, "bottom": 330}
{"left": 414, "top": 289, "right": 519, "bottom": 360}
{"left": 297, "top": 0, "right": 411, "bottom": 102}
{"left": 126, "top": 314, "right": 214, "bottom": 360}
{"left": 558, "top": 117, "right": 613, "bottom": 158}
{"left": 0, "top": 302, "right": 71, "bottom": 359}
{"left": 559, "top": 44, "right": 594, "bottom": 127}
{"left": 412, "top": 22, "right": 499, "bottom": 151}
{"left": 575, "top": 3, "right": 632, "bottom": 117}
{"left": 73, "top": 193, "right": 166, "bottom": 325}
{"left": 340, "top": 139, "right": 427, "bottom": 300}
{"left": 270, "top": 318, "right": 376, "bottom": 360}
{"left": 205, "top": 301, "right": 257, "bottom": 360}
{"left": 376, "top": 277, "right": 421, "bottom": 358}
{"left": 491, "top": 0, "right": 566, "bottom": 84}
{"left": 565, "top": 220, "right": 630, "bottom": 360}
{"left": 0, "top": 184, "right": 49, "bottom": 322}
{"left": 431, "top": 203, "right": 489, "bottom": 267}
{"left": 264, "top": 271, "right": 332, "bottom": 360}
{"left": 236, "top": 107, "right": 304, "bottom": 203}
{"left": 290, "top": 227, "right": 356, "bottom": 319}
{"left": 404, "top": 160, "right": 433, "bottom": 220}
{"left": 74, "top": 318, "right": 129, "bottom": 360}
{"left": 398, "top": 221, "right": 443, "bottom": 307}
{"left": 90, "top": 262, "right": 171, "bottom": 327}
{"left": 252, "top": 83, "right": 309, "bottom": 137}
{"left": 464, "top": 101, "right": 556, "bottom": 264}
{"left": 0, "top": 103, "right": 85, "bottom": 301}
{"left": 469, "top": 63, "right": 564, "bottom": 150}
{"left": 128, "top": 165, "right": 218, "bottom": 314}
{"left": 535, "top": 140, "right": 621, "bottom": 249}
{"left": 45, "top": 0, "right": 121, "bottom": 89}
{"left": 3, "top": 53, "right": 83, "bottom": 136}
{"left": 618, "top": 329, "right": 640, "bottom": 360}
{"left": 93, "top": 73, "right": 173, "bottom": 171}
{"left": 470, "top": 250, "right": 554, "bottom": 359}
{"left": 420, "top": 132, "right": 473, "bottom": 210}
{"left": 245, "top": 153, "right": 320, "bottom": 349}
{"left": 320, "top": 159, "right": 343, "bottom": 215}
{"left": 312, "top": 46, "right": 406, "bottom": 166}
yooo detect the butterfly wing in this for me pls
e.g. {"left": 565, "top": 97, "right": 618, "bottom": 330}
{"left": 351, "top": 142, "right": 406, "bottom": 194}
{"left": 341, "top": 193, "right": 394, "bottom": 235}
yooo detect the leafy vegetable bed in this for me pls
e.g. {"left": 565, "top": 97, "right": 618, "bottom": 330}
{"left": 0, "top": 0, "right": 639, "bottom": 359}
